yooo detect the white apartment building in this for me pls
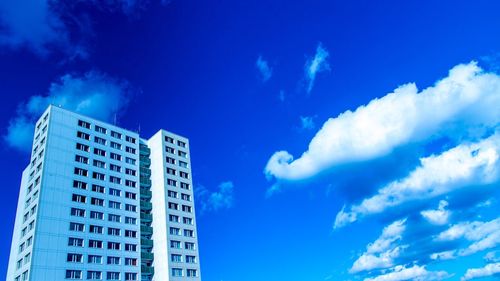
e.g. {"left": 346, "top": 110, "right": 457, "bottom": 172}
{"left": 6, "top": 105, "right": 201, "bottom": 281}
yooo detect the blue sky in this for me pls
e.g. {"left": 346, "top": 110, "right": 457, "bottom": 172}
{"left": 1, "top": 1, "right": 500, "bottom": 280}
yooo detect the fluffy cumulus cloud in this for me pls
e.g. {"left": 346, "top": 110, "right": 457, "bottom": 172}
{"left": 421, "top": 200, "right": 451, "bottom": 225}
{"left": 256, "top": 55, "right": 272, "bottom": 82}
{"left": 334, "top": 133, "right": 500, "bottom": 228}
{"left": 351, "top": 219, "right": 407, "bottom": 273}
{"left": 364, "top": 265, "right": 450, "bottom": 281}
{"left": 4, "top": 71, "right": 133, "bottom": 152}
{"left": 304, "top": 43, "right": 330, "bottom": 94}
{"left": 265, "top": 62, "right": 500, "bottom": 182}
{"left": 197, "top": 181, "right": 235, "bottom": 212}
{"left": 0, "top": 0, "right": 151, "bottom": 58}
{"left": 461, "top": 262, "right": 500, "bottom": 281}
{"left": 436, "top": 217, "right": 500, "bottom": 257}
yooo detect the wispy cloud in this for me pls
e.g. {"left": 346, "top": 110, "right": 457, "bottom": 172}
{"left": 4, "top": 71, "right": 134, "bottom": 152}
{"left": 197, "top": 181, "right": 235, "bottom": 212}
{"left": 256, "top": 55, "right": 272, "bottom": 82}
{"left": 461, "top": 262, "right": 500, "bottom": 281}
{"left": 299, "top": 116, "right": 316, "bottom": 130}
{"left": 304, "top": 43, "right": 330, "bottom": 94}
{"left": 421, "top": 200, "right": 451, "bottom": 225}
{"left": 334, "top": 133, "right": 500, "bottom": 228}
{"left": 364, "top": 265, "right": 450, "bottom": 281}
{"left": 265, "top": 62, "right": 500, "bottom": 182}
{"left": 350, "top": 219, "right": 407, "bottom": 273}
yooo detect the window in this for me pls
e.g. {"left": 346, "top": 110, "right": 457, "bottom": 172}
{"left": 126, "top": 146, "right": 136, "bottom": 154}
{"left": 107, "top": 257, "right": 120, "bottom": 265}
{"left": 167, "top": 179, "right": 177, "bottom": 187}
{"left": 125, "top": 243, "right": 137, "bottom": 252}
{"left": 187, "top": 269, "right": 197, "bottom": 277}
{"left": 125, "top": 258, "right": 137, "bottom": 266}
{"left": 92, "top": 172, "right": 105, "bottom": 181}
{"left": 185, "top": 242, "right": 195, "bottom": 250}
{"left": 181, "top": 182, "right": 190, "bottom": 190}
{"left": 125, "top": 230, "right": 137, "bottom": 238}
{"left": 177, "top": 140, "right": 186, "bottom": 147}
{"left": 89, "top": 225, "right": 103, "bottom": 234}
{"left": 75, "top": 155, "right": 89, "bottom": 164}
{"left": 108, "top": 214, "right": 121, "bottom": 222}
{"left": 165, "top": 136, "right": 174, "bottom": 143}
{"left": 89, "top": 240, "right": 103, "bottom": 248}
{"left": 90, "top": 211, "right": 104, "bottom": 220}
{"left": 165, "top": 146, "right": 175, "bottom": 153}
{"left": 18, "top": 243, "right": 25, "bottom": 253}
{"left": 125, "top": 273, "right": 137, "bottom": 281}
{"left": 107, "top": 242, "right": 120, "bottom": 250}
{"left": 186, "top": 255, "right": 196, "bottom": 264}
{"left": 166, "top": 156, "right": 175, "bottom": 164}
{"left": 178, "top": 150, "right": 187, "bottom": 158}
{"left": 183, "top": 217, "right": 193, "bottom": 225}
{"left": 111, "top": 131, "right": 122, "bottom": 139}
{"left": 26, "top": 237, "right": 33, "bottom": 247}
{"left": 88, "top": 255, "right": 102, "bottom": 264}
{"left": 109, "top": 188, "right": 121, "bottom": 196}
{"left": 111, "top": 142, "right": 121, "bottom": 150}
{"left": 170, "top": 240, "right": 181, "bottom": 249}
{"left": 78, "top": 120, "right": 91, "bottom": 129}
{"left": 110, "top": 164, "right": 121, "bottom": 172}
{"left": 169, "top": 214, "right": 179, "bottom": 223}
{"left": 179, "top": 161, "right": 188, "bottom": 168}
{"left": 172, "top": 268, "right": 183, "bottom": 277}
{"left": 69, "top": 222, "right": 84, "bottom": 232}
{"left": 72, "top": 194, "right": 86, "bottom": 203}
{"left": 125, "top": 217, "right": 136, "bottom": 225}
{"left": 125, "top": 157, "right": 136, "bottom": 165}
{"left": 91, "top": 197, "right": 104, "bottom": 206}
{"left": 168, "top": 202, "right": 178, "bottom": 210}
{"left": 106, "top": 272, "right": 120, "bottom": 280}
{"left": 181, "top": 193, "right": 191, "bottom": 201}
{"left": 93, "top": 159, "right": 105, "bottom": 168}
{"left": 87, "top": 271, "right": 102, "bottom": 280}
{"left": 94, "top": 148, "right": 106, "bottom": 157}
{"left": 170, "top": 227, "right": 180, "bottom": 235}
{"left": 180, "top": 171, "right": 189, "bottom": 179}
{"left": 125, "top": 192, "right": 136, "bottom": 200}
{"left": 126, "top": 136, "right": 136, "bottom": 143}
{"left": 108, "top": 227, "right": 120, "bottom": 236}
{"left": 171, "top": 254, "right": 182, "bottom": 262}
{"left": 70, "top": 208, "right": 85, "bottom": 217}
{"left": 73, "top": 180, "right": 87, "bottom": 190}
{"left": 182, "top": 205, "right": 192, "bottom": 213}
{"left": 77, "top": 131, "right": 90, "bottom": 140}
{"left": 95, "top": 125, "right": 107, "bottom": 134}
{"left": 94, "top": 136, "right": 106, "bottom": 145}
{"left": 125, "top": 180, "right": 136, "bottom": 187}
{"left": 110, "top": 176, "right": 121, "bottom": 184}
{"left": 109, "top": 201, "right": 121, "bottom": 209}
{"left": 92, "top": 184, "right": 105, "bottom": 193}
{"left": 68, "top": 237, "right": 84, "bottom": 247}
{"left": 125, "top": 168, "right": 136, "bottom": 176}
{"left": 65, "top": 270, "right": 82, "bottom": 279}
{"left": 110, "top": 153, "right": 122, "bottom": 161}
{"left": 184, "top": 229, "right": 194, "bottom": 237}
{"left": 67, "top": 253, "right": 83, "bottom": 263}
{"left": 167, "top": 168, "right": 176, "bottom": 175}
{"left": 74, "top": 167, "right": 88, "bottom": 177}
{"left": 125, "top": 204, "right": 136, "bottom": 212}
{"left": 168, "top": 190, "right": 178, "bottom": 198}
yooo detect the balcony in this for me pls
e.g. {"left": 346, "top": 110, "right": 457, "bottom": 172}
{"left": 141, "top": 238, "right": 153, "bottom": 248}
{"left": 141, "top": 252, "right": 154, "bottom": 261}
{"left": 140, "top": 189, "right": 152, "bottom": 199}
{"left": 140, "top": 145, "right": 151, "bottom": 156}
{"left": 140, "top": 157, "right": 151, "bottom": 167}
{"left": 141, "top": 265, "right": 155, "bottom": 275}
{"left": 140, "top": 167, "right": 151, "bottom": 176}
{"left": 141, "top": 225, "right": 153, "bottom": 235}
{"left": 140, "top": 212, "right": 152, "bottom": 222}
{"left": 140, "top": 177, "right": 152, "bottom": 188}
{"left": 140, "top": 201, "right": 152, "bottom": 211}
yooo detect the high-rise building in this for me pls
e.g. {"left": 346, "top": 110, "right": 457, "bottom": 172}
{"left": 7, "top": 105, "right": 201, "bottom": 281}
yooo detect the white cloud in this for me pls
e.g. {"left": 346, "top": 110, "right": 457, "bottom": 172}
{"left": 484, "top": 251, "right": 500, "bottom": 263}
{"left": 305, "top": 43, "right": 330, "bottom": 94}
{"left": 197, "top": 181, "right": 235, "bottom": 212}
{"left": 364, "top": 265, "right": 450, "bottom": 281}
{"left": 334, "top": 133, "right": 500, "bottom": 228}
{"left": 265, "top": 62, "right": 500, "bottom": 182}
{"left": 256, "top": 56, "right": 272, "bottom": 82}
{"left": 350, "top": 219, "right": 407, "bottom": 273}
{"left": 421, "top": 200, "right": 451, "bottom": 225}
{"left": 4, "top": 71, "right": 133, "bottom": 152}
{"left": 430, "top": 250, "right": 456, "bottom": 261}
{"left": 300, "top": 116, "right": 316, "bottom": 130}
{"left": 437, "top": 217, "right": 500, "bottom": 257}
{"left": 461, "top": 262, "right": 500, "bottom": 281}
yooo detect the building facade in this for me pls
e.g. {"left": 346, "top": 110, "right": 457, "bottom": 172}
{"left": 7, "top": 105, "right": 201, "bottom": 281}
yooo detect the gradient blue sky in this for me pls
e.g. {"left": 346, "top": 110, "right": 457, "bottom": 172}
{"left": 1, "top": 1, "right": 500, "bottom": 281}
